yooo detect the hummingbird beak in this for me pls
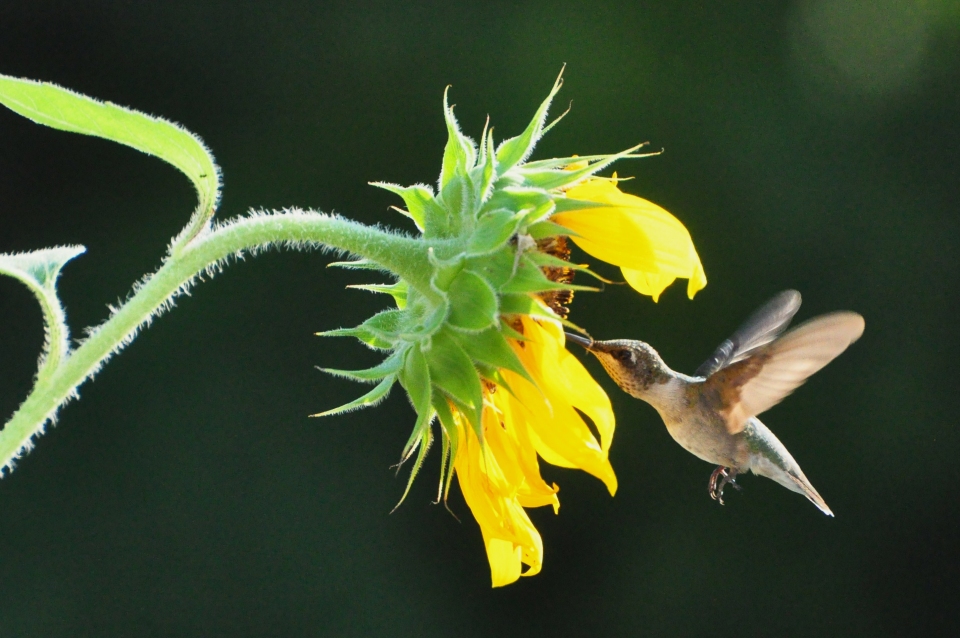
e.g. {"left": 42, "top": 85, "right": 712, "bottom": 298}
{"left": 564, "top": 332, "right": 594, "bottom": 350}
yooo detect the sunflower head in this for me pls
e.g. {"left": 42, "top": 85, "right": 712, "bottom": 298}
{"left": 315, "top": 72, "right": 706, "bottom": 585}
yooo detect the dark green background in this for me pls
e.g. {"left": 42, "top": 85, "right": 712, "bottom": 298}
{"left": 2, "top": 1, "right": 958, "bottom": 635}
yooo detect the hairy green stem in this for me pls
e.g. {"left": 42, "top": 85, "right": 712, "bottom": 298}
{"left": 0, "top": 211, "right": 435, "bottom": 472}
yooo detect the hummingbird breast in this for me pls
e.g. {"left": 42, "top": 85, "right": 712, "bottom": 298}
{"left": 653, "top": 380, "right": 750, "bottom": 468}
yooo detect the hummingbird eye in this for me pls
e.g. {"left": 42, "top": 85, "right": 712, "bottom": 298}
{"left": 614, "top": 349, "right": 635, "bottom": 365}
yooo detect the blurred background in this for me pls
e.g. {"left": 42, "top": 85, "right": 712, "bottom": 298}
{"left": 1, "top": 1, "right": 958, "bottom": 635}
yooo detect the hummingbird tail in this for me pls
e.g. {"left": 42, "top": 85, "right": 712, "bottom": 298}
{"left": 743, "top": 418, "right": 834, "bottom": 516}
{"left": 788, "top": 474, "right": 834, "bottom": 517}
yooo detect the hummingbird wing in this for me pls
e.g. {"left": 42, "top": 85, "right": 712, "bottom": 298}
{"left": 714, "top": 311, "right": 865, "bottom": 434}
{"left": 694, "top": 290, "right": 803, "bottom": 377}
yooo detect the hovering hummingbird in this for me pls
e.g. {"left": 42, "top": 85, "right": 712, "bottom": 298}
{"left": 565, "top": 291, "right": 864, "bottom": 516}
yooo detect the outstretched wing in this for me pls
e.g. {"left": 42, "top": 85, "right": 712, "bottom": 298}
{"left": 695, "top": 290, "right": 802, "bottom": 377}
{"left": 715, "top": 312, "right": 865, "bottom": 434}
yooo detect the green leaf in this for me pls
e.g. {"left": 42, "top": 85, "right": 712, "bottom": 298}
{"left": 525, "top": 251, "right": 610, "bottom": 284}
{"left": 465, "top": 246, "right": 516, "bottom": 290}
{"left": 526, "top": 220, "right": 576, "bottom": 240}
{"left": 468, "top": 209, "right": 523, "bottom": 256}
{"left": 432, "top": 397, "right": 460, "bottom": 504}
{"left": 310, "top": 375, "right": 396, "bottom": 417}
{"left": 552, "top": 196, "right": 614, "bottom": 214}
{"left": 0, "top": 246, "right": 85, "bottom": 385}
{"left": 347, "top": 281, "right": 408, "bottom": 309}
{"left": 396, "top": 348, "right": 432, "bottom": 476}
{"left": 473, "top": 366, "right": 527, "bottom": 405}
{"left": 316, "top": 326, "right": 380, "bottom": 347}
{"left": 518, "top": 200, "right": 557, "bottom": 227}
{"left": 521, "top": 148, "right": 659, "bottom": 170}
{"left": 516, "top": 143, "right": 645, "bottom": 191}
{"left": 499, "top": 294, "right": 561, "bottom": 324}
{"left": 472, "top": 360, "right": 500, "bottom": 383}
{"left": 424, "top": 329, "right": 483, "bottom": 429}
{"left": 400, "top": 345, "right": 432, "bottom": 432}
{"left": 392, "top": 424, "right": 433, "bottom": 512}
{"left": 0, "top": 246, "right": 85, "bottom": 290}
{"left": 319, "top": 350, "right": 404, "bottom": 383}
{"left": 473, "top": 127, "right": 498, "bottom": 204}
{"left": 316, "top": 308, "right": 405, "bottom": 349}
{"left": 327, "top": 258, "right": 384, "bottom": 270}
{"left": 540, "top": 98, "right": 572, "bottom": 137}
{"left": 495, "top": 70, "right": 564, "bottom": 173}
{"left": 439, "top": 87, "right": 477, "bottom": 189}
{"left": 447, "top": 394, "right": 484, "bottom": 442}
{"left": 406, "top": 300, "right": 450, "bottom": 340}
{"left": 432, "top": 395, "right": 457, "bottom": 439}
{"left": 435, "top": 427, "right": 454, "bottom": 505}
{"left": 480, "top": 186, "right": 552, "bottom": 218}
{"left": 428, "top": 249, "right": 465, "bottom": 292}
{"left": 447, "top": 271, "right": 498, "bottom": 332}
{"left": 363, "top": 309, "right": 404, "bottom": 335}
{"left": 0, "top": 75, "right": 220, "bottom": 248}
{"left": 498, "top": 320, "right": 527, "bottom": 342}
{"left": 370, "top": 182, "right": 437, "bottom": 231}
{"left": 452, "top": 326, "right": 532, "bottom": 384}
{"left": 438, "top": 174, "right": 468, "bottom": 223}
{"left": 497, "top": 295, "right": 586, "bottom": 336}
{"left": 499, "top": 257, "right": 584, "bottom": 295}
{"left": 499, "top": 293, "right": 538, "bottom": 316}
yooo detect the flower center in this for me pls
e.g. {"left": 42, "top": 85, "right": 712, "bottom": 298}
{"left": 536, "top": 235, "right": 575, "bottom": 319}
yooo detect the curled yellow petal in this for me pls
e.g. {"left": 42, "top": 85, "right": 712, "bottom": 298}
{"left": 504, "top": 316, "right": 618, "bottom": 495}
{"left": 485, "top": 537, "right": 523, "bottom": 587}
{"left": 555, "top": 178, "right": 707, "bottom": 300}
{"left": 454, "top": 408, "right": 546, "bottom": 587}
{"left": 483, "top": 394, "right": 560, "bottom": 510}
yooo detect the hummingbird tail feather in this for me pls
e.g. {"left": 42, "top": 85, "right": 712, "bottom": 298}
{"left": 789, "top": 474, "right": 833, "bottom": 517}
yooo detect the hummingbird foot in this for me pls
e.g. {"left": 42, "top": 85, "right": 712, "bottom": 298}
{"left": 708, "top": 466, "right": 742, "bottom": 505}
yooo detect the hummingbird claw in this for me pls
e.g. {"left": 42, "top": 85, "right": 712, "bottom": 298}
{"left": 708, "top": 466, "right": 741, "bottom": 505}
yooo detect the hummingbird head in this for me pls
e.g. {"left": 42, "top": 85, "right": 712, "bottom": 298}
{"left": 564, "top": 333, "right": 673, "bottom": 400}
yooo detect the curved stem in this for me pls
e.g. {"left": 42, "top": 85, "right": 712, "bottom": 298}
{"left": 0, "top": 211, "right": 436, "bottom": 472}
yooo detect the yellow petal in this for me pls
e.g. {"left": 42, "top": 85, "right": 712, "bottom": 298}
{"left": 454, "top": 406, "right": 547, "bottom": 587}
{"left": 553, "top": 326, "right": 616, "bottom": 451}
{"left": 686, "top": 260, "right": 708, "bottom": 299}
{"left": 504, "top": 317, "right": 618, "bottom": 495}
{"left": 489, "top": 391, "right": 561, "bottom": 511}
{"left": 551, "top": 203, "right": 658, "bottom": 271}
{"left": 622, "top": 269, "right": 677, "bottom": 303}
{"left": 484, "top": 394, "right": 560, "bottom": 510}
{"left": 485, "top": 538, "right": 523, "bottom": 587}
{"left": 556, "top": 178, "right": 707, "bottom": 299}
{"left": 525, "top": 318, "right": 616, "bottom": 451}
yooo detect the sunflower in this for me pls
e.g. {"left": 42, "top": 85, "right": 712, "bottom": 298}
{"left": 317, "top": 72, "right": 705, "bottom": 586}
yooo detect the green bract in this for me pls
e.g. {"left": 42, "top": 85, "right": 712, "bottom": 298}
{"left": 316, "top": 72, "right": 645, "bottom": 502}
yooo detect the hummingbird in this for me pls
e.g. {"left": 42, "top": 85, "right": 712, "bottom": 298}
{"left": 565, "top": 290, "right": 864, "bottom": 516}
